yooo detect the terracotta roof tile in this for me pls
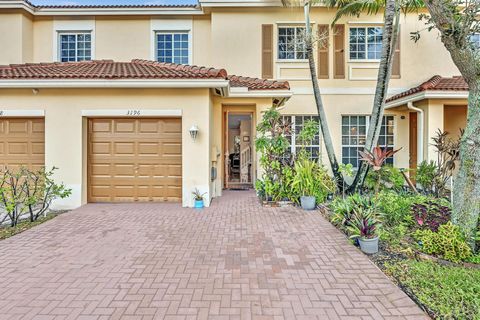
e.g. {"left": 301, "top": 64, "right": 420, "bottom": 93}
{"left": 387, "top": 75, "right": 468, "bottom": 103}
{"left": 228, "top": 75, "right": 290, "bottom": 90}
{"left": 0, "top": 59, "right": 290, "bottom": 91}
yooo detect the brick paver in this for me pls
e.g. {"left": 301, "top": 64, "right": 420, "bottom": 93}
{"left": 0, "top": 191, "right": 427, "bottom": 319}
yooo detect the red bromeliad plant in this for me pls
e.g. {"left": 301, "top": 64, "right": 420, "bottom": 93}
{"left": 358, "top": 146, "right": 402, "bottom": 171}
{"left": 359, "top": 146, "right": 402, "bottom": 194}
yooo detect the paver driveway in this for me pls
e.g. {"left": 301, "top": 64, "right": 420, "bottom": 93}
{"left": 0, "top": 191, "right": 427, "bottom": 320}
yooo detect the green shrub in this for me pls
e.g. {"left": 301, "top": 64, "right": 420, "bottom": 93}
{"left": 414, "top": 222, "right": 472, "bottom": 263}
{"left": 374, "top": 190, "right": 418, "bottom": 228}
{"left": 364, "top": 165, "right": 404, "bottom": 193}
{"left": 292, "top": 158, "right": 335, "bottom": 204}
{"left": 386, "top": 260, "right": 480, "bottom": 319}
{"left": 416, "top": 160, "right": 437, "bottom": 194}
{"left": 330, "top": 194, "right": 374, "bottom": 231}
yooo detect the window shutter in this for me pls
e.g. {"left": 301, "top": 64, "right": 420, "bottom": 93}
{"left": 317, "top": 24, "right": 329, "bottom": 79}
{"left": 391, "top": 27, "right": 401, "bottom": 78}
{"left": 333, "top": 24, "right": 345, "bottom": 79}
{"left": 262, "top": 24, "right": 274, "bottom": 79}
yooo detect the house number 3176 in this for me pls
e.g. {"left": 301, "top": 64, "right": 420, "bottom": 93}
{"left": 126, "top": 110, "right": 140, "bottom": 116}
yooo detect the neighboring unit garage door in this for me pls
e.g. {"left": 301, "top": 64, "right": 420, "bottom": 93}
{"left": 88, "top": 118, "right": 182, "bottom": 203}
{"left": 0, "top": 118, "right": 45, "bottom": 171}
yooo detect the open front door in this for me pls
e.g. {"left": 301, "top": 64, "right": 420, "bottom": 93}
{"left": 223, "top": 110, "right": 254, "bottom": 189}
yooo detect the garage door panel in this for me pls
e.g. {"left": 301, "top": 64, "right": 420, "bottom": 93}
{"left": 114, "top": 142, "right": 135, "bottom": 155}
{"left": 0, "top": 119, "right": 45, "bottom": 171}
{"left": 8, "top": 120, "right": 29, "bottom": 134}
{"left": 91, "top": 142, "right": 111, "bottom": 155}
{"left": 115, "top": 120, "right": 136, "bottom": 133}
{"left": 88, "top": 118, "right": 182, "bottom": 203}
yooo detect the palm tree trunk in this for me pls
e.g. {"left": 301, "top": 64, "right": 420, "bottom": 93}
{"left": 349, "top": 0, "right": 399, "bottom": 192}
{"left": 303, "top": 1, "right": 344, "bottom": 187}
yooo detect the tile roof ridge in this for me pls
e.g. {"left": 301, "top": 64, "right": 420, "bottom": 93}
{"left": 130, "top": 59, "right": 228, "bottom": 78}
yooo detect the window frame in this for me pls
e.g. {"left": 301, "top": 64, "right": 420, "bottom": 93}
{"left": 57, "top": 31, "right": 93, "bottom": 62}
{"left": 155, "top": 31, "right": 191, "bottom": 65}
{"left": 341, "top": 115, "right": 395, "bottom": 168}
{"left": 277, "top": 26, "right": 308, "bottom": 62}
{"left": 470, "top": 33, "right": 480, "bottom": 48}
{"left": 282, "top": 115, "right": 322, "bottom": 163}
{"left": 348, "top": 26, "right": 384, "bottom": 62}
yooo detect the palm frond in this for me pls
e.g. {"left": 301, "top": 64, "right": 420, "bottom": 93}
{"left": 326, "top": 0, "right": 385, "bottom": 25}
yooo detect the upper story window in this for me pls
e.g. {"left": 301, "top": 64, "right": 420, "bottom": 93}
{"left": 342, "top": 115, "right": 394, "bottom": 167}
{"left": 349, "top": 27, "right": 383, "bottom": 60}
{"left": 59, "top": 32, "right": 92, "bottom": 62}
{"left": 470, "top": 33, "right": 480, "bottom": 48}
{"left": 278, "top": 26, "right": 307, "bottom": 60}
{"left": 156, "top": 32, "right": 189, "bottom": 64}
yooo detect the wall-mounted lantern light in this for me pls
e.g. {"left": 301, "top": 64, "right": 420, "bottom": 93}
{"left": 189, "top": 125, "right": 199, "bottom": 141}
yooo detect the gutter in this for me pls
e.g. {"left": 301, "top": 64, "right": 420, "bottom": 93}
{"left": 407, "top": 102, "right": 424, "bottom": 165}
{"left": 385, "top": 90, "right": 469, "bottom": 109}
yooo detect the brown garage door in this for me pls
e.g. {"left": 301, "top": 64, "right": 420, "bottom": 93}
{"left": 0, "top": 118, "right": 45, "bottom": 172}
{"left": 88, "top": 118, "right": 182, "bottom": 203}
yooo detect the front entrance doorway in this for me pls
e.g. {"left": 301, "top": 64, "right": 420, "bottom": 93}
{"left": 223, "top": 110, "right": 254, "bottom": 189}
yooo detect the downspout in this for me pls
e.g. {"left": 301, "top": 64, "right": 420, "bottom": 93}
{"left": 407, "top": 102, "right": 424, "bottom": 164}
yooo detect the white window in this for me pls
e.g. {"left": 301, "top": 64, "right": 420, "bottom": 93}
{"left": 278, "top": 26, "right": 307, "bottom": 60}
{"left": 349, "top": 27, "right": 383, "bottom": 60}
{"left": 282, "top": 115, "right": 322, "bottom": 162}
{"left": 156, "top": 32, "right": 189, "bottom": 64}
{"left": 59, "top": 32, "right": 92, "bottom": 62}
{"left": 470, "top": 33, "right": 480, "bottom": 48}
{"left": 342, "top": 115, "right": 394, "bottom": 167}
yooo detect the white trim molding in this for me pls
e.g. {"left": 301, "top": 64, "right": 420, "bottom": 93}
{"left": 53, "top": 19, "right": 95, "bottom": 62}
{"left": 199, "top": 0, "right": 283, "bottom": 7}
{"left": 291, "top": 86, "right": 408, "bottom": 95}
{"left": 0, "top": 109, "right": 44, "bottom": 117}
{"left": 385, "top": 91, "right": 469, "bottom": 109}
{"left": 81, "top": 109, "right": 182, "bottom": 117}
{"left": 348, "top": 64, "right": 380, "bottom": 81}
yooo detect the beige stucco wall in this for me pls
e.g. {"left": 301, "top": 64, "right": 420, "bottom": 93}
{"left": 444, "top": 105, "right": 467, "bottom": 139}
{"left": 95, "top": 17, "right": 151, "bottom": 61}
{"left": 33, "top": 18, "right": 53, "bottom": 62}
{"left": 0, "top": 88, "right": 213, "bottom": 209}
{"left": 0, "top": 12, "right": 33, "bottom": 64}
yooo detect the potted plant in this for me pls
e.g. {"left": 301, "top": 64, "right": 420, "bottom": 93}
{"left": 347, "top": 207, "right": 381, "bottom": 254}
{"left": 192, "top": 188, "right": 206, "bottom": 209}
{"left": 292, "top": 159, "right": 317, "bottom": 210}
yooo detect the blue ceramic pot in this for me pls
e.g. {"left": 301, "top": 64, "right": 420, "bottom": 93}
{"left": 194, "top": 199, "right": 204, "bottom": 209}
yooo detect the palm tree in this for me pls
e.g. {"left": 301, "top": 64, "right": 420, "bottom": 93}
{"left": 282, "top": 0, "right": 422, "bottom": 192}
{"left": 281, "top": 0, "right": 344, "bottom": 188}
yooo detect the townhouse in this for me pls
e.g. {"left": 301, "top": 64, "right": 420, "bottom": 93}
{"left": 0, "top": 0, "right": 469, "bottom": 208}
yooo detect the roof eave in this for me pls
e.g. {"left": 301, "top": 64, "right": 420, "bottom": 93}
{"left": 0, "top": 1, "right": 202, "bottom": 16}
{"left": 385, "top": 90, "right": 469, "bottom": 109}
{"left": 0, "top": 79, "right": 230, "bottom": 89}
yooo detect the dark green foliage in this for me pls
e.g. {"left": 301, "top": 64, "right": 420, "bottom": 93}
{"left": 364, "top": 165, "right": 404, "bottom": 193}
{"left": 386, "top": 260, "right": 480, "bottom": 319}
